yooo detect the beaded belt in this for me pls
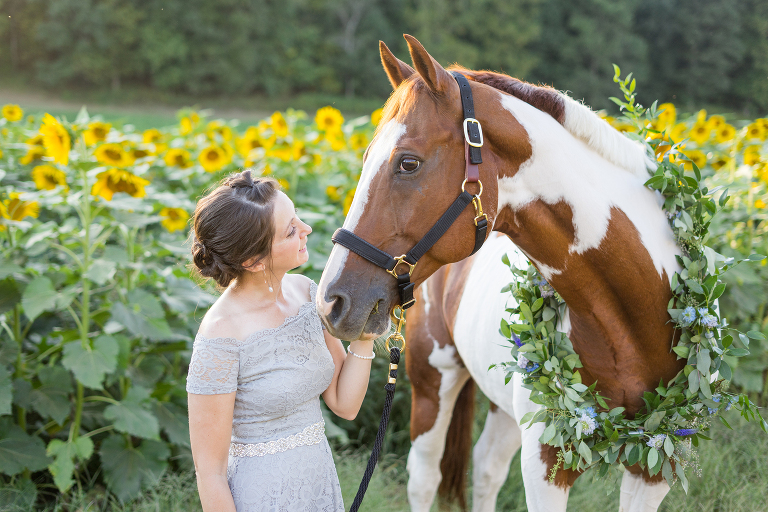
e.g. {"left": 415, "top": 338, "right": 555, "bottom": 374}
{"left": 229, "top": 419, "right": 326, "bottom": 457}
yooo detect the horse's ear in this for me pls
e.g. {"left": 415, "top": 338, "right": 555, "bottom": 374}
{"left": 404, "top": 34, "right": 454, "bottom": 95}
{"left": 380, "top": 41, "right": 415, "bottom": 90}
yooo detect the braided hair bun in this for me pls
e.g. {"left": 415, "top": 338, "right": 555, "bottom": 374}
{"left": 191, "top": 170, "right": 281, "bottom": 288}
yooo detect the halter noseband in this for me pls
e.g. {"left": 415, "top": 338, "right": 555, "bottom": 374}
{"left": 331, "top": 72, "right": 488, "bottom": 309}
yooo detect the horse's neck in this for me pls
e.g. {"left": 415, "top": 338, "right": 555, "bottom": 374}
{"left": 492, "top": 95, "right": 683, "bottom": 413}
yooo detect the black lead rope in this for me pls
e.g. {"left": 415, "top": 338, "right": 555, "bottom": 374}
{"left": 349, "top": 347, "right": 401, "bottom": 512}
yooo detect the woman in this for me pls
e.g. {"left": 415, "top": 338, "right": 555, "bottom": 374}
{"left": 186, "top": 171, "right": 375, "bottom": 511}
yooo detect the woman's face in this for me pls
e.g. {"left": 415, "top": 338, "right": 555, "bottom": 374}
{"left": 268, "top": 191, "right": 312, "bottom": 272}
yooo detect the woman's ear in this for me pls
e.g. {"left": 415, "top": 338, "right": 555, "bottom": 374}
{"left": 242, "top": 256, "right": 265, "bottom": 273}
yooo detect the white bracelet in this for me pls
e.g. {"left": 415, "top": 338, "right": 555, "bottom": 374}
{"left": 347, "top": 345, "right": 375, "bottom": 360}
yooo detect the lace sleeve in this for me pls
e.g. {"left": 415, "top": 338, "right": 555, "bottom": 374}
{"left": 186, "top": 336, "right": 240, "bottom": 394}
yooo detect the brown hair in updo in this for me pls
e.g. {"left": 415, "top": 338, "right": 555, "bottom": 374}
{"left": 191, "top": 170, "right": 281, "bottom": 288}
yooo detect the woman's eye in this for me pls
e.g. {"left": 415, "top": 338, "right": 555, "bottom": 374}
{"left": 399, "top": 157, "right": 421, "bottom": 173}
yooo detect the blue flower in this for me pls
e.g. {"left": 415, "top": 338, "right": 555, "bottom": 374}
{"left": 526, "top": 363, "right": 540, "bottom": 373}
{"left": 697, "top": 307, "right": 708, "bottom": 317}
{"left": 674, "top": 428, "right": 697, "bottom": 436}
{"left": 707, "top": 407, "right": 717, "bottom": 415}
{"left": 577, "top": 406, "right": 597, "bottom": 419}
{"left": 539, "top": 283, "right": 555, "bottom": 298}
{"left": 702, "top": 314, "right": 718, "bottom": 328}
{"left": 712, "top": 394, "right": 721, "bottom": 403}
{"left": 512, "top": 333, "right": 523, "bottom": 347}
{"left": 680, "top": 307, "right": 697, "bottom": 327}
{"left": 646, "top": 434, "right": 666, "bottom": 449}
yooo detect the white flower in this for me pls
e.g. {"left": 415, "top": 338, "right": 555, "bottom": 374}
{"left": 579, "top": 413, "right": 597, "bottom": 435}
{"left": 517, "top": 354, "right": 530, "bottom": 370}
{"left": 646, "top": 434, "right": 666, "bottom": 450}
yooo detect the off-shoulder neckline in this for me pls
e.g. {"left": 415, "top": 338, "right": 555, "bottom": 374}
{"left": 195, "top": 280, "right": 318, "bottom": 345}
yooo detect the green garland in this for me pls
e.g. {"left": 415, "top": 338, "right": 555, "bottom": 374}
{"left": 498, "top": 67, "right": 768, "bottom": 491}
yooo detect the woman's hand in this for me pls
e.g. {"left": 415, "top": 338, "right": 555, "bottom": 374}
{"left": 322, "top": 332, "right": 374, "bottom": 420}
{"left": 188, "top": 392, "right": 238, "bottom": 512}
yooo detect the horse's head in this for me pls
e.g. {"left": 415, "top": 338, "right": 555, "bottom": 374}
{"left": 317, "top": 35, "right": 528, "bottom": 340}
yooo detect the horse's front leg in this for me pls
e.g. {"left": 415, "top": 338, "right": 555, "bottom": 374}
{"left": 512, "top": 373, "right": 571, "bottom": 512}
{"left": 618, "top": 469, "right": 670, "bottom": 512}
{"left": 406, "top": 340, "right": 471, "bottom": 512}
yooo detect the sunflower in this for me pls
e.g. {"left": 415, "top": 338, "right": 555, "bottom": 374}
{"left": 237, "top": 127, "right": 274, "bottom": 157}
{"left": 180, "top": 116, "right": 193, "bottom": 135}
{"left": 164, "top": 148, "right": 193, "bottom": 168}
{"left": 669, "top": 123, "right": 688, "bottom": 142}
{"left": 325, "top": 129, "right": 346, "bottom": 151}
{"left": 349, "top": 132, "right": 369, "bottom": 152}
{"left": 682, "top": 149, "right": 706, "bottom": 170}
{"left": 656, "top": 103, "right": 676, "bottom": 130}
{"left": 32, "top": 165, "right": 68, "bottom": 191}
{"left": 744, "top": 146, "right": 762, "bottom": 166}
{"left": 83, "top": 121, "right": 111, "bottom": 146}
{"left": 198, "top": 145, "right": 231, "bottom": 172}
{"left": 689, "top": 122, "right": 710, "bottom": 145}
{"left": 206, "top": 121, "right": 233, "bottom": 142}
{"left": 326, "top": 186, "right": 341, "bottom": 202}
{"left": 26, "top": 134, "right": 44, "bottom": 147}
{"left": 91, "top": 168, "right": 150, "bottom": 201}
{"left": 756, "top": 199, "right": 766, "bottom": 209}
{"left": 94, "top": 143, "right": 134, "bottom": 167}
{"left": 315, "top": 106, "right": 344, "bottom": 132}
{"left": 130, "top": 145, "right": 153, "bottom": 161}
{"left": 1, "top": 192, "right": 39, "bottom": 221}
{"left": 706, "top": 115, "right": 725, "bottom": 131}
{"left": 371, "top": 108, "right": 383, "bottom": 127}
{"left": 20, "top": 146, "right": 46, "bottom": 165}
{"left": 270, "top": 112, "right": 289, "bottom": 138}
{"left": 268, "top": 144, "right": 292, "bottom": 162}
{"left": 2, "top": 104, "right": 23, "bottom": 122}
{"left": 277, "top": 178, "right": 290, "bottom": 190}
{"left": 710, "top": 155, "right": 732, "bottom": 171}
{"left": 143, "top": 128, "right": 162, "bottom": 144}
{"left": 40, "top": 114, "right": 71, "bottom": 165}
{"left": 343, "top": 188, "right": 356, "bottom": 215}
{"left": 746, "top": 122, "right": 766, "bottom": 141}
{"left": 655, "top": 143, "right": 671, "bottom": 162}
{"left": 159, "top": 207, "right": 190, "bottom": 233}
{"left": 714, "top": 123, "right": 736, "bottom": 144}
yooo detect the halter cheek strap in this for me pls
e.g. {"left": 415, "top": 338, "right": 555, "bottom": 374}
{"left": 331, "top": 72, "right": 488, "bottom": 309}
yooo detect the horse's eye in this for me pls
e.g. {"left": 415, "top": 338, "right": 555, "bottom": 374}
{"left": 399, "top": 157, "right": 421, "bottom": 173}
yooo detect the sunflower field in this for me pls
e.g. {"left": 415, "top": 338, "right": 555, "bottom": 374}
{"left": 0, "top": 97, "right": 766, "bottom": 508}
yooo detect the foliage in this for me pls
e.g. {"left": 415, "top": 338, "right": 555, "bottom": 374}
{"left": 0, "top": 102, "right": 375, "bottom": 503}
{"left": 498, "top": 68, "right": 768, "bottom": 489}
{"left": 2, "top": 0, "right": 768, "bottom": 111}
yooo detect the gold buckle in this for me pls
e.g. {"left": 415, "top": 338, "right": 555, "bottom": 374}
{"left": 387, "top": 254, "right": 416, "bottom": 278}
{"left": 463, "top": 118, "right": 483, "bottom": 147}
{"left": 472, "top": 195, "right": 488, "bottom": 226}
{"left": 385, "top": 307, "right": 406, "bottom": 352}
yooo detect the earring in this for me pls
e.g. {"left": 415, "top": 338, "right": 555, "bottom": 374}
{"left": 263, "top": 270, "right": 273, "bottom": 292}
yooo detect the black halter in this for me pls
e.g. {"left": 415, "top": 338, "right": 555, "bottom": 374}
{"left": 331, "top": 72, "right": 488, "bottom": 309}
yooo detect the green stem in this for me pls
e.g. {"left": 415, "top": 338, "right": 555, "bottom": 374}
{"left": 12, "top": 305, "right": 26, "bottom": 432}
{"left": 73, "top": 169, "right": 93, "bottom": 441}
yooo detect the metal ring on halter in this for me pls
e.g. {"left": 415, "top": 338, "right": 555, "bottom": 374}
{"left": 461, "top": 179, "right": 483, "bottom": 196}
{"left": 386, "top": 307, "right": 406, "bottom": 352}
{"left": 385, "top": 332, "right": 406, "bottom": 352}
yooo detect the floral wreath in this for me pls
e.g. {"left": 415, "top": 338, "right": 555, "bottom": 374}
{"left": 497, "top": 67, "right": 767, "bottom": 491}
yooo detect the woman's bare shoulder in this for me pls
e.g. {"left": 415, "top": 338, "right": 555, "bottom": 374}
{"left": 196, "top": 295, "right": 245, "bottom": 341}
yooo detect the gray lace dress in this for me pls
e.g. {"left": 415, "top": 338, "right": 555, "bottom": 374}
{"left": 186, "top": 281, "right": 344, "bottom": 511}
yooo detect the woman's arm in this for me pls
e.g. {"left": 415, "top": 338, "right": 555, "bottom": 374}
{"left": 188, "top": 392, "right": 237, "bottom": 512}
{"left": 321, "top": 333, "right": 374, "bottom": 420}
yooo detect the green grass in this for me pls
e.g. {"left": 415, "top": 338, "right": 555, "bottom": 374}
{"left": 25, "top": 406, "right": 765, "bottom": 512}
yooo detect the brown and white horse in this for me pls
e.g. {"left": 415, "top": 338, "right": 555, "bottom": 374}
{"left": 317, "top": 34, "right": 683, "bottom": 511}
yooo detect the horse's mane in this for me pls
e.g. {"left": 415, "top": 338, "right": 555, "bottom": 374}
{"left": 452, "top": 67, "right": 656, "bottom": 178}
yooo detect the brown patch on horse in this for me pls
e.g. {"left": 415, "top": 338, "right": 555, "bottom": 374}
{"left": 540, "top": 445, "right": 581, "bottom": 489}
{"left": 406, "top": 267, "right": 452, "bottom": 441}
{"left": 452, "top": 67, "right": 566, "bottom": 125}
{"left": 438, "top": 379, "right": 475, "bottom": 512}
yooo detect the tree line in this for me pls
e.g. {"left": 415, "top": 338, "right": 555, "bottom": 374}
{"left": 0, "top": 0, "right": 766, "bottom": 112}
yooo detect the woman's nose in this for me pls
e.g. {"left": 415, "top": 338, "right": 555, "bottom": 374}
{"left": 301, "top": 220, "right": 312, "bottom": 236}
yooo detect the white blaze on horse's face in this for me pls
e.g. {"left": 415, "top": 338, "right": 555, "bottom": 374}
{"left": 317, "top": 119, "right": 406, "bottom": 320}
{"left": 495, "top": 92, "right": 680, "bottom": 282}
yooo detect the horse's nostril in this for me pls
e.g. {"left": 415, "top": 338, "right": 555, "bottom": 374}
{"left": 330, "top": 296, "right": 345, "bottom": 325}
